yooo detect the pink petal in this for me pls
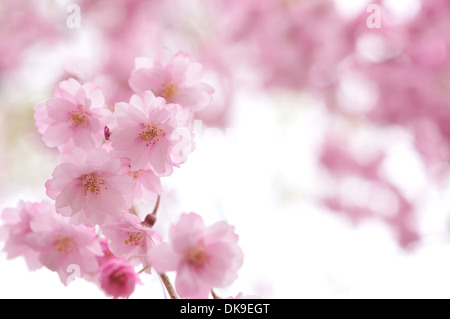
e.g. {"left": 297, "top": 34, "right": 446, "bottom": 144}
{"left": 46, "top": 98, "right": 75, "bottom": 121}
{"left": 169, "top": 213, "right": 205, "bottom": 254}
{"left": 148, "top": 138, "right": 171, "bottom": 175}
{"left": 147, "top": 243, "right": 181, "bottom": 272}
{"left": 42, "top": 122, "right": 72, "bottom": 148}
{"left": 175, "top": 263, "right": 209, "bottom": 298}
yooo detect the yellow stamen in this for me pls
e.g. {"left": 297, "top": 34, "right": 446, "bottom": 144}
{"left": 139, "top": 124, "right": 165, "bottom": 147}
{"left": 82, "top": 174, "right": 106, "bottom": 195}
{"left": 160, "top": 83, "right": 177, "bottom": 100}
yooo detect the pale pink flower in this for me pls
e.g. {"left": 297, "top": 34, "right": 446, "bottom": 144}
{"left": 0, "top": 201, "right": 52, "bottom": 271}
{"left": 34, "top": 78, "right": 111, "bottom": 151}
{"left": 128, "top": 169, "right": 163, "bottom": 202}
{"left": 148, "top": 213, "right": 243, "bottom": 299}
{"left": 101, "top": 212, "right": 162, "bottom": 271}
{"left": 99, "top": 258, "right": 141, "bottom": 299}
{"left": 117, "top": 157, "right": 163, "bottom": 203}
{"left": 25, "top": 213, "right": 103, "bottom": 285}
{"left": 129, "top": 51, "right": 214, "bottom": 112}
{"left": 46, "top": 148, "right": 135, "bottom": 226}
{"left": 110, "top": 91, "right": 194, "bottom": 175}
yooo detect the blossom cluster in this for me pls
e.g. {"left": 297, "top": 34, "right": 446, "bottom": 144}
{"left": 1, "top": 50, "right": 244, "bottom": 299}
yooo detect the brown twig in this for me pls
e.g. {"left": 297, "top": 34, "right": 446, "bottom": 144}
{"left": 211, "top": 289, "right": 221, "bottom": 299}
{"left": 160, "top": 273, "right": 178, "bottom": 299}
{"left": 152, "top": 195, "right": 161, "bottom": 216}
{"left": 137, "top": 265, "right": 150, "bottom": 275}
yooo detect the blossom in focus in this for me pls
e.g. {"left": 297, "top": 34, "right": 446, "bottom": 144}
{"left": 34, "top": 78, "right": 111, "bottom": 151}
{"left": 148, "top": 213, "right": 243, "bottom": 298}
{"left": 110, "top": 90, "right": 193, "bottom": 175}
{"left": 101, "top": 212, "right": 162, "bottom": 271}
{"left": 129, "top": 51, "right": 214, "bottom": 112}
{"left": 45, "top": 148, "right": 135, "bottom": 226}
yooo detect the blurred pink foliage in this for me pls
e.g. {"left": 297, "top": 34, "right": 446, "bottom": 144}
{"left": 2, "top": 0, "right": 450, "bottom": 298}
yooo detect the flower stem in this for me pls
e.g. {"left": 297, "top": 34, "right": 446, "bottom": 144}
{"left": 152, "top": 195, "right": 161, "bottom": 216}
{"left": 160, "top": 273, "right": 178, "bottom": 299}
{"left": 211, "top": 289, "right": 220, "bottom": 299}
{"left": 137, "top": 265, "right": 150, "bottom": 274}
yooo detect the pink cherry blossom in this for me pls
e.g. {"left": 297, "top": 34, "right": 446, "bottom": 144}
{"left": 45, "top": 148, "right": 135, "bottom": 226}
{"left": 129, "top": 169, "right": 163, "bottom": 202}
{"left": 99, "top": 258, "right": 141, "bottom": 299}
{"left": 25, "top": 212, "right": 103, "bottom": 285}
{"left": 148, "top": 213, "right": 243, "bottom": 299}
{"left": 34, "top": 78, "right": 111, "bottom": 151}
{"left": 129, "top": 51, "right": 214, "bottom": 112}
{"left": 109, "top": 90, "right": 194, "bottom": 175}
{"left": 101, "top": 212, "right": 162, "bottom": 271}
{"left": 0, "top": 201, "right": 52, "bottom": 271}
{"left": 118, "top": 157, "right": 163, "bottom": 203}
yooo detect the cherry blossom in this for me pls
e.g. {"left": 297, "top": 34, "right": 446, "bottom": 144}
{"left": 129, "top": 51, "right": 214, "bottom": 112}
{"left": 34, "top": 78, "right": 111, "bottom": 151}
{"left": 148, "top": 213, "right": 243, "bottom": 298}
{"left": 27, "top": 216, "right": 102, "bottom": 284}
{"left": 99, "top": 257, "right": 141, "bottom": 299}
{"left": 45, "top": 148, "right": 135, "bottom": 226}
{"left": 109, "top": 90, "right": 193, "bottom": 175}
{"left": 101, "top": 212, "right": 162, "bottom": 271}
{"left": 0, "top": 201, "right": 50, "bottom": 271}
{"left": 117, "top": 157, "right": 163, "bottom": 203}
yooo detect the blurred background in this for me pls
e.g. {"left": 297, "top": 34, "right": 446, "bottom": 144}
{"left": 2, "top": 0, "right": 450, "bottom": 298}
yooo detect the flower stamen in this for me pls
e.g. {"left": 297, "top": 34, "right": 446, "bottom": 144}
{"left": 160, "top": 83, "right": 177, "bottom": 100}
{"left": 53, "top": 236, "right": 76, "bottom": 253}
{"left": 69, "top": 106, "right": 90, "bottom": 129}
{"left": 82, "top": 174, "right": 106, "bottom": 195}
{"left": 139, "top": 124, "right": 165, "bottom": 147}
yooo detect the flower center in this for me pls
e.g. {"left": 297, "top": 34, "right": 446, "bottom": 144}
{"left": 54, "top": 236, "right": 76, "bottom": 253}
{"left": 124, "top": 232, "right": 145, "bottom": 247}
{"left": 130, "top": 170, "right": 141, "bottom": 179}
{"left": 139, "top": 124, "right": 165, "bottom": 147}
{"left": 69, "top": 107, "right": 90, "bottom": 129}
{"left": 111, "top": 272, "right": 126, "bottom": 285}
{"left": 160, "top": 83, "right": 177, "bottom": 100}
{"left": 82, "top": 173, "right": 106, "bottom": 195}
{"left": 186, "top": 242, "right": 209, "bottom": 267}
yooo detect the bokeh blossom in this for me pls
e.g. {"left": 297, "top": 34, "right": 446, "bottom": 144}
{"left": 148, "top": 213, "right": 243, "bottom": 298}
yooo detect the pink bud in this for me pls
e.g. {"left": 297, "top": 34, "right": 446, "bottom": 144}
{"left": 99, "top": 259, "right": 141, "bottom": 299}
